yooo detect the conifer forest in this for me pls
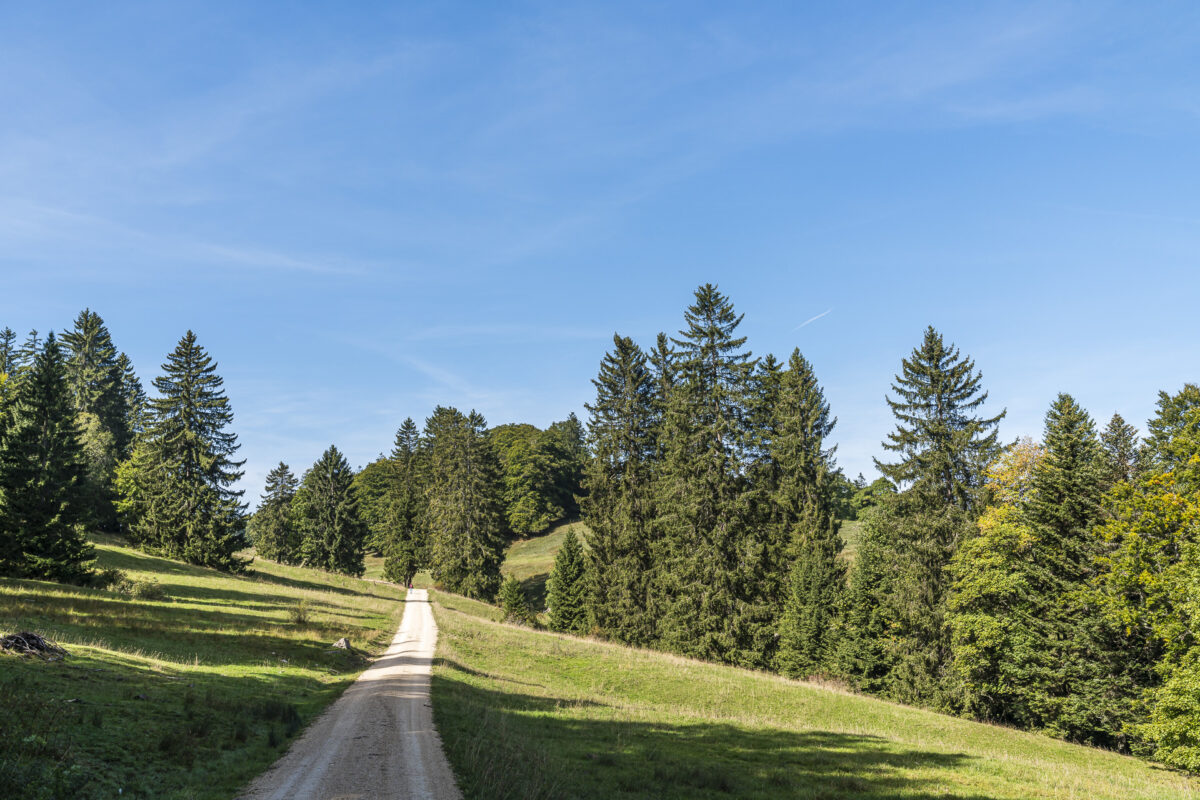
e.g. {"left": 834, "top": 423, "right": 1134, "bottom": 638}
{"left": 6, "top": 283, "right": 1200, "bottom": 774}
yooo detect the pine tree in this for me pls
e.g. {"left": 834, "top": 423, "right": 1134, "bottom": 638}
{"left": 582, "top": 335, "right": 657, "bottom": 644}
{"left": 116, "top": 353, "right": 147, "bottom": 443}
{"left": 656, "top": 284, "right": 770, "bottom": 667}
{"left": 498, "top": 576, "right": 533, "bottom": 625}
{"left": 875, "top": 326, "right": 1004, "bottom": 511}
{"left": 382, "top": 418, "right": 427, "bottom": 586}
{"left": 295, "top": 445, "right": 367, "bottom": 576}
{"left": 0, "top": 334, "right": 94, "bottom": 582}
{"left": 547, "top": 527, "right": 588, "bottom": 633}
{"left": 1099, "top": 413, "right": 1142, "bottom": 490}
{"left": 773, "top": 349, "right": 843, "bottom": 677}
{"left": 252, "top": 462, "right": 301, "bottom": 564}
{"left": 491, "top": 423, "right": 562, "bottom": 536}
{"left": 544, "top": 413, "right": 587, "bottom": 518}
{"left": 1144, "top": 384, "right": 1200, "bottom": 473}
{"left": 0, "top": 327, "right": 16, "bottom": 376}
{"left": 61, "top": 310, "right": 129, "bottom": 531}
{"left": 14, "top": 329, "right": 41, "bottom": 376}
{"left": 117, "top": 331, "right": 247, "bottom": 571}
{"left": 424, "top": 407, "right": 506, "bottom": 600}
{"left": 851, "top": 327, "right": 1000, "bottom": 705}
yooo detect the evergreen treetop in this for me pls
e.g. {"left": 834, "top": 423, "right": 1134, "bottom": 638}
{"left": 875, "top": 326, "right": 1004, "bottom": 511}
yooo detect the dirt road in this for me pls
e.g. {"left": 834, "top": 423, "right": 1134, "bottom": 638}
{"left": 239, "top": 588, "right": 462, "bottom": 800}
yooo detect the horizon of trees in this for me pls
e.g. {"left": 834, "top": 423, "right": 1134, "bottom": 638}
{"left": 6, "top": 290, "right": 1200, "bottom": 771}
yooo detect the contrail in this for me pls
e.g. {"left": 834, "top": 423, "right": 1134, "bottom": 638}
{"left": 793, "top": 308, "right": 832, "bottom": 330}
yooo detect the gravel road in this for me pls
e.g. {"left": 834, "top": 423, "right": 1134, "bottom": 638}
{"left": 238, "top": 588, "right": 462, "bottom": 800}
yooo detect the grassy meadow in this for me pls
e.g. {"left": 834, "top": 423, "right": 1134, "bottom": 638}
{"left": 0, "top": 536, "right": 405, "bottom": 800}
{"left": 430, "top": 588, "right": 1199, "bottom": 800}
{"left": 501, "top": 519, "right": 588, "bottom": 611}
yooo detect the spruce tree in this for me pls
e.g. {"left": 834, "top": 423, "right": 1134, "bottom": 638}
{"left": 61, "top": 310, "right": 129, "bottom": 531}
{"left": 1144, "top": 384, "right": 1200, "bottom": 472}
{"left": 117, "top": 331, "right": 247, "bottom": 571}
{"left": 853, "top": 327, "right": 1001, "bottom": 705}
{"left": 875, "top": 326, "right": 1004, "bottom": 511}
{"left": 252, "top": 462, "right": 301, "bottom": 564}
{"left": 382, "top": 417, "right": 427, "bottom": 586}
{"left": 547, "top": 527, "right": 588, "bottom": 634}
{"left": 0, "top": 334, "right": 94, "bottom": 582}
{"left": 0, "top": 327, "right": 16, "bottom": 376}
{"left": 773, "top": 349, "right": 844, "bottom": 677}
{"left": 1099, "top": 413, "right": 1142, "bottom": 490}
{"left": 424, "top": 407, "right": 506, "bottom": 600}
{"left": 498, "top": 576, "right": 533, "bottom": 625}
{"left": 14, "top": 329, "right": 41, "bottom": 376}
{"left": 116, "top": 353, "right": 147, "bottom": 442}
{"left": 544, "top": 413, "right": 587, "bottom": 518}
{"left": 582, "top": 335, "right": 657, "bottom": 644}
{"left": 295, "top": 445, "right": 367, "bottom": 576}
{"left": 656, "top": 284, "right": 770, "bottom": 667}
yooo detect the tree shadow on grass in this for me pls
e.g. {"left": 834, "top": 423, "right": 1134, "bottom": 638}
{"left": 432, "top": 671, "right": 1002, "bottom": 800}
{"left": 518, "top": 573, "right": 550, "bottom": 611}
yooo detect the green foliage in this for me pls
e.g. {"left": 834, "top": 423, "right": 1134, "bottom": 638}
{"left": 875, "top": 326, "right": 1004, "bottom": 511}
{"left": 351, "top": 457, "right": 392, "bottom": 553}
{"left": 60, "top": 310, "right": 132, "bottom": 532}
{"left": 491, "top": 423, "right": 563, "bottom": 536}
{"left": 0, "top": 334, "right": 95, "bottom": 583}
{"left": 426, "top": 407, "right": 506, "bottom": 600}
{"left": 1144, "top": 384, "right": 1200, "bottom": 472}
{"left": 116, "top": 331, "right": 247, "bottom": 571}
{"left": 547, "top": 527, "right": 587, "bottom": 633}
{"left": 582, "top": 334, "right": 658, "bottom": 644}
{"left": 497, "top": 575, "right": 533, "bottom": 625}
{"left": 251, "top": 462, "right": 302, "bottom": 564}
{"left": 381, "top": 418, "right": 427, "bottom": 585}
{"left": 295, "top": 445, "right": 367, "bottom": 576}
{"left": 772, "top": 349, "right": 843, "bottom": 677}
{"left": 851, "top": 476, "right": 896, "bottom": 517}
{"left": 1100, "top": 412, "right": 1145, "bottom": 491}
{"left": 655, "top": 284, "right": 773, "bottom": 668}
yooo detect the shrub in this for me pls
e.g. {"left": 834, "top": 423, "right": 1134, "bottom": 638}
{"left": 287, "top": 600, "right": 311, "bottom": 625}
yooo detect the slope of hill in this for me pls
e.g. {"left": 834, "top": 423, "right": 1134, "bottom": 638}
{"left": 0, "top": 537, "right": 405, "bottom": 800}
{"left": 501, "top": 519, "right": 589, "bottom": 610}
{"left": 429, "top": 590, "right": 1197, "bottom": 800}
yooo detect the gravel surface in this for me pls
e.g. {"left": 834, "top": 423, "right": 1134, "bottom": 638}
{"left": 238, "top": 588, "right": 462, "bottom": 800}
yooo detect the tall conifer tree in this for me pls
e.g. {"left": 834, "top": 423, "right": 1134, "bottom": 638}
{"left": 295, "top": 446, "right": 367, "bottom": 576}
{"left": 1099, "top": 413, "right": 1142, "bottom": 490}
{"left": 424, "top": 407, "right": 506, "bottom": 599}
{"left": 582, "top": 335, "right": 658, "bottom": 644}
{"left": 773, "top": 349, "right": 843, "bottom": 677}
{"left": 0, "top": 327, "right": 16, "bottom": 376}
{"left": 850, "top": 327, "right": 1002, "bottom": 704}
{"left": 0, "top": 334, "right": 94, "bottom": 582}
{"left": 117, "top": 331, "right": 246, "bottom": 570}
{"left": 252, "top": 462, "right": 301, "bottom": 564}
{"left": 61, "top": 310, "right": 129, "bottom": 531}
{"left": 656, "top": 284, "right": 771, "bottom": 667}
{"left": 382, "top": 418, "right": 427, "bottom": 585}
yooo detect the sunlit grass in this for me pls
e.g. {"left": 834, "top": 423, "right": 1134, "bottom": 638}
{"left": 430, "top": 589, "right": 1199, "bottom": 800}
{"left": 0, "top": 537, "right": 405, "bottom": 800}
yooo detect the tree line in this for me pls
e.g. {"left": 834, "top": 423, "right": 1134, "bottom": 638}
{"left": 540, "top": 283, "right": 1200, "bottom": 771}
{"left": 0, "top": 309, "right": 585, "bottom": 600}
{"left": 8, "top": 293, "right": 1200, "bottom": 770}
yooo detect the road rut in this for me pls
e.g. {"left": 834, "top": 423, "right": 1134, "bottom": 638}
{"left": 239, "top": 588, "right": 462, "bottom": 800}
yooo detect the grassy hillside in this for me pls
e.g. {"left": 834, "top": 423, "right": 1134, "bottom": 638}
{"left": 0, "top": 536, "right": 405, "bottom": 800}
{"left": 502, "top": 519, "right": 589, "bottom": 610}
{"left": 429, "top": 590, "right": 1198, "bottom": 800}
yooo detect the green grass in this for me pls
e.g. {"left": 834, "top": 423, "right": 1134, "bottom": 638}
{"left": 838, "top": 519, "right": 863, "bottom": 563}
{"left": 502, "top": 519, "right": 589, "bottom": 611}
{"left": 0, "top": 536, "right": 406, "bottom": 800}
{"left": 429, "top": 589, "right": 1199, "bottom": 800}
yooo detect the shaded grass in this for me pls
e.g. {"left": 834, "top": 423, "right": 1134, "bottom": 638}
{"left": 0, "top": 538, "right": 405, "bottom": 800}
{"left": 430, "top": 590, "right": 1199, "bottom": 800}
{"left": 502, "top": 519, "right": 589, "bottom": 611}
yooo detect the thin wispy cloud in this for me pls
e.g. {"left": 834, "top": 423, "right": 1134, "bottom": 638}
{"left": 794, "top": 309, "right": 833, "bottom": 330}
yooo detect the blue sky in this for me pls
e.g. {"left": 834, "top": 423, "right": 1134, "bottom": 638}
{"left": 3, "top": 2, "right": 1200, "bottom": 498}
